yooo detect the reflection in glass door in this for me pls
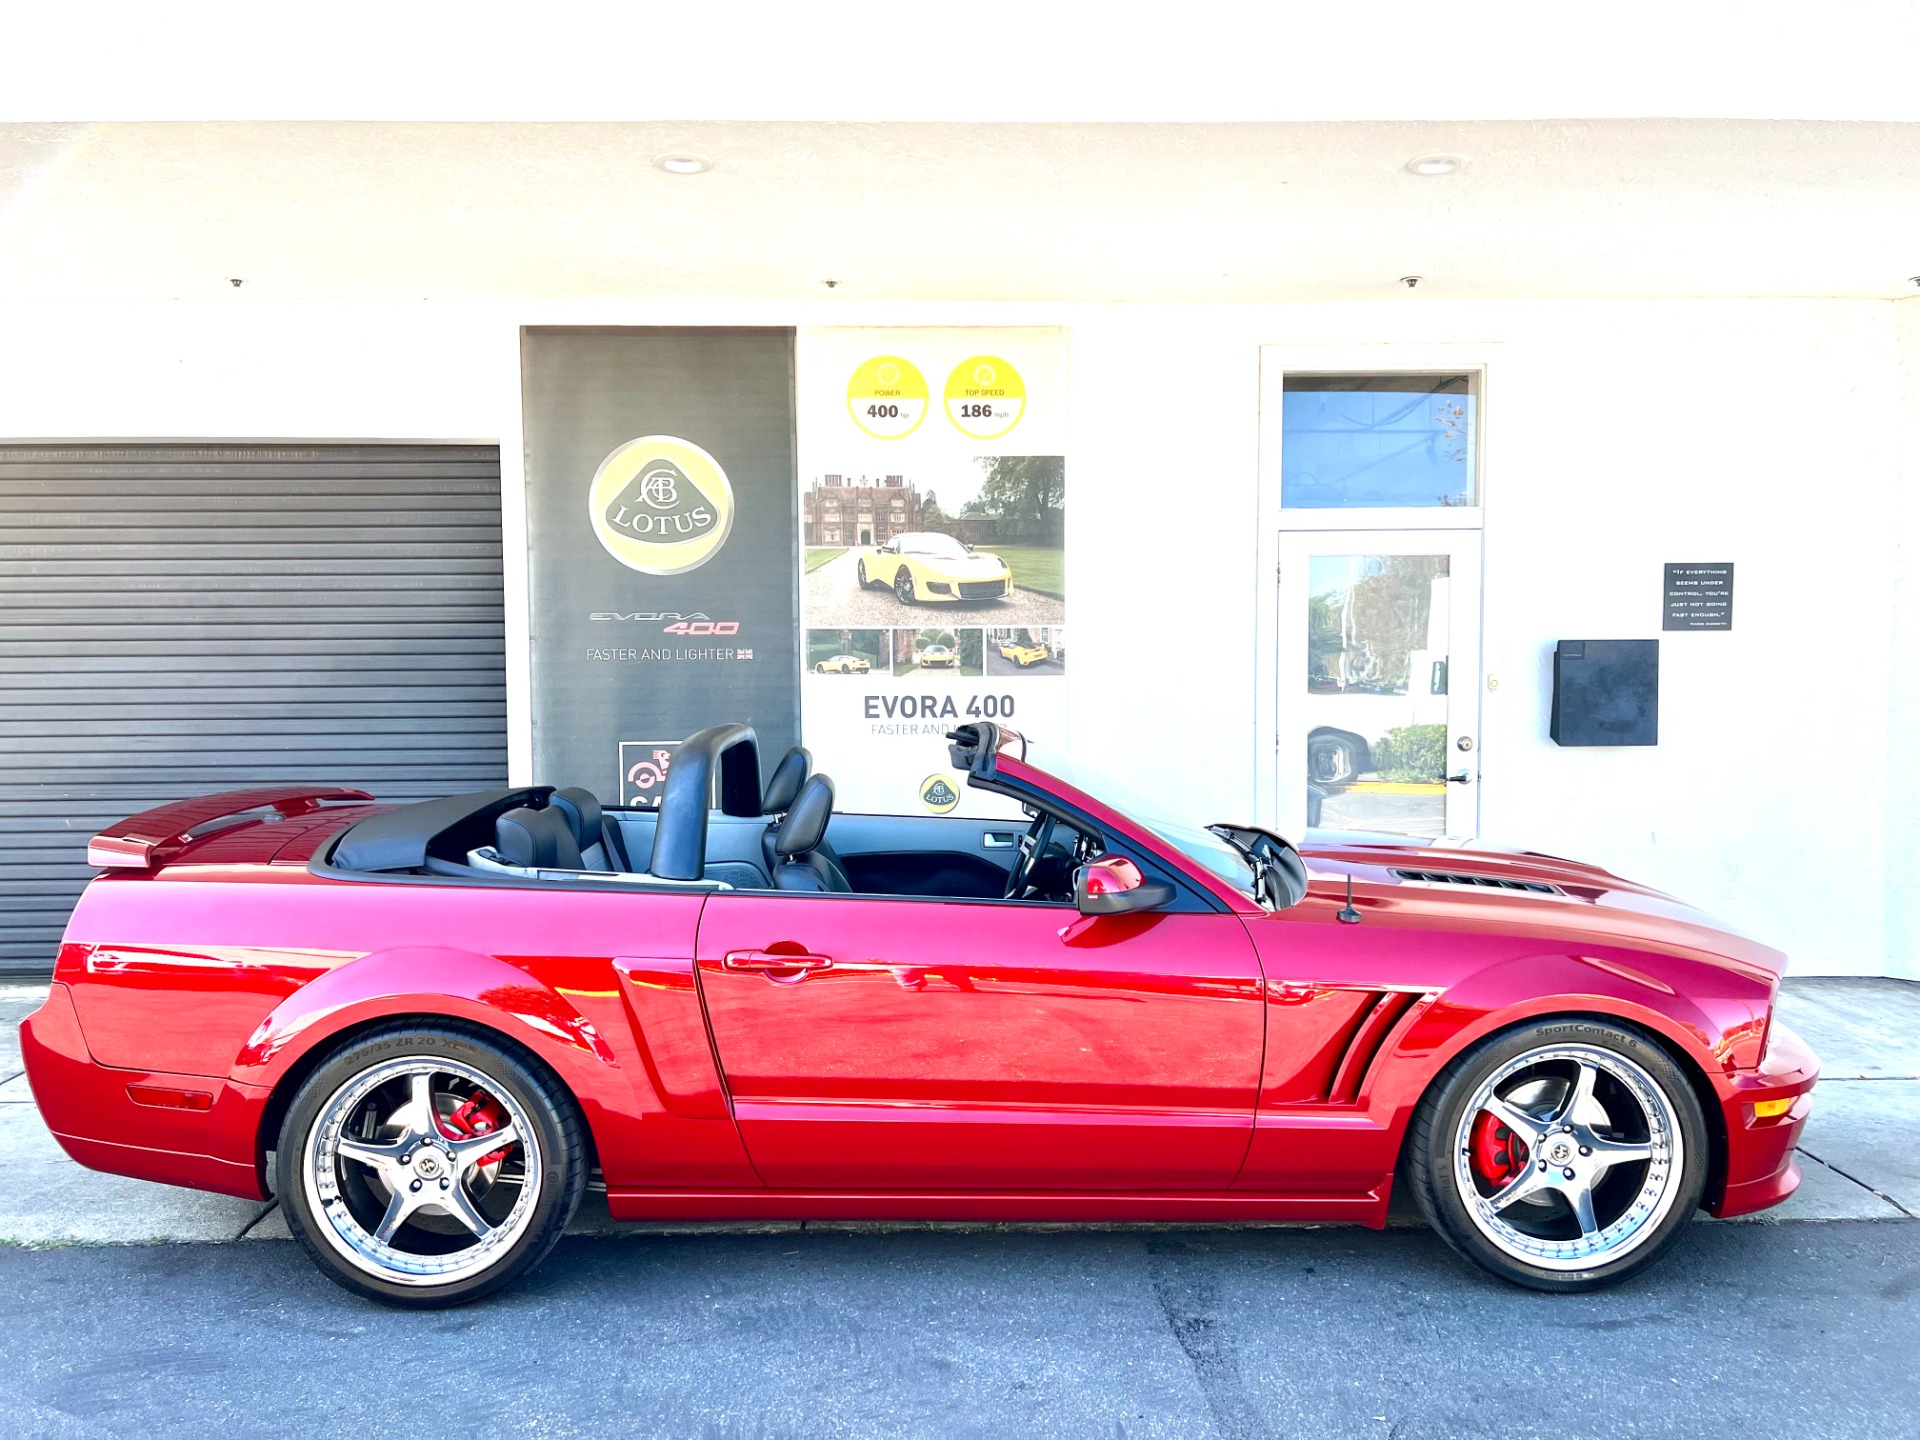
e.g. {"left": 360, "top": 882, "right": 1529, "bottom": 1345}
{"left": 1278, "top": 532, "right": 1480, "bottom": 838}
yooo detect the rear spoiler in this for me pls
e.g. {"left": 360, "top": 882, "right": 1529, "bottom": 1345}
{"left": 88, "top": 786, "right": 376, "bottom": 870}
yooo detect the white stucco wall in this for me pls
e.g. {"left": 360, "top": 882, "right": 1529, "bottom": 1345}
{"left": 1889, "top": 296, "right": 1920, "bottom": 982}
{"left": 0, "top": 295, "right": 1908, "bottom": 977}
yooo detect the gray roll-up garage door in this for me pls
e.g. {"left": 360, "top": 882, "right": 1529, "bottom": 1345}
{"left": 0, "top": 443, "right": 508, "bottom": 974}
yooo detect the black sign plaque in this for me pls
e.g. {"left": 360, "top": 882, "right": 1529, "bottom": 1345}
{"left": 1662, "top": 562, "right": 1734, "bottom": 631}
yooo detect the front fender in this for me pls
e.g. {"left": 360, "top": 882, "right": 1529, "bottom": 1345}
{"left": 1372, "top": 950, "right": 1758, "bottom": 1116}
{"left": 231, "top": 945, "right": 620, "bottom": 1097}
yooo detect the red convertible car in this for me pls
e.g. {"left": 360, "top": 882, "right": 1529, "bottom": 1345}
{"left": 22, "top": 723, "right": 1816, "bottom": 1307}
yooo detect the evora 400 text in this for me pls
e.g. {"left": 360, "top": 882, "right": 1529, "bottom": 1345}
{"left": 22, "top": 723, "right": 1817, "bottom": 1307}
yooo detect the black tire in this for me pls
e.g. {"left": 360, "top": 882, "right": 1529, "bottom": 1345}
{"left": 1308, "top": 730, "right": 1367, "bottom": 786}
{"left": 1404, "top": 1017, "right": 1709, "bottom": 1293}
{"left": 894, "top": 567, "right": 917, "bottom": 604}
{"left": 856, "top": 559, "right": 870, "bottom": 587}
{"left": 276, "top": 1022, "right": 587, "bottom": 1308}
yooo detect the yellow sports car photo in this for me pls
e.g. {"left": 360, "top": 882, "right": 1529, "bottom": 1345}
{"left": 997, "top": 638, "right": 1049, "bottom": 666}
{"left": 856, "top": 531, "right": 1012, "bottom": 605}
{"left": 916, "top": 644, "right": 959, "bottom": 669}
{"left": 812, "top": 654, "right": 872, "bottom": 674}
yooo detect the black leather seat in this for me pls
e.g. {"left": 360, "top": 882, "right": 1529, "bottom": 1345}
{"left": 770, "top": 775, "right": 852, "bottom": 892}
{"left": 549, "top": 786, "right": 619, "bottom": 869}
{"left": 762, "top": 745, "right": 811, "bottom": 814}
{"left": 494, "top": 806, "right": 584, "bottom": 870}
{"left": 761, "top": 745, "right": 845, "bottom": 878}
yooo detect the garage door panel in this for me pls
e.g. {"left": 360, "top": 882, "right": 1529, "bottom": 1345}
{"left": 0, "top": 442, "right": 508, "bottom": 975}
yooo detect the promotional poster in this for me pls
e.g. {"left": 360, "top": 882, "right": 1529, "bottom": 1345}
{"left": 796, "top": 326, "right": 1069, "bottom": 816}
{"left": 521, "top": 327, "right": 802, "bottom": 805}
{"left": 521, "top": 325, "right": 1065, "bottom": 818}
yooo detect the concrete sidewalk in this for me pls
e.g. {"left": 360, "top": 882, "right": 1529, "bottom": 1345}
{"left": 2, "top": 978, "right": 1914, "bottom": 1247}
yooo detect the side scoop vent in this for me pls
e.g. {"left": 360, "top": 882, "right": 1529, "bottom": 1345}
{"left": 1392, "top": 868, "right": 1559, "bottom": 895}
{"left": 1325, "top": 990, "right": 1421, "bottom": 1106}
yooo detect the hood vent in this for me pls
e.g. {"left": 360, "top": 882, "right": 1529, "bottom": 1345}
{"left": 1392, "top": 868, "right": 1559, "bottom": 895}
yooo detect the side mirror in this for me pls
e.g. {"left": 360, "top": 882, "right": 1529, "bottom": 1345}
{"left": 1074, "top": 855, "right": 1175, "bottom": 916}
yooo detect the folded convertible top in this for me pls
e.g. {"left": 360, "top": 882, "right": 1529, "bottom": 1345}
{"left": 329, "top": 788, "right": 551, "bottom": 873}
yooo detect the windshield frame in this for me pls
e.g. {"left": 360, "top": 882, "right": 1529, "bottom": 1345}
{"left": 988, "top": 750, "right": 1268, "bottom": 913}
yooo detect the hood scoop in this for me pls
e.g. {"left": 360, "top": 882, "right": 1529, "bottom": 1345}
{"left": 1392, "top": 868, "right": 1560, "bottom": 896}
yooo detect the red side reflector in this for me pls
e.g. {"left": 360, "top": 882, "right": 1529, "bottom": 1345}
{"left": 126, "top": 1084, "right": 214, "bottom": 1112}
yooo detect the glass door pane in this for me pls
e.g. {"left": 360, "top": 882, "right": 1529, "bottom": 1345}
{"left": 1279, "top": 531, "right": 1480, "bottom": 839}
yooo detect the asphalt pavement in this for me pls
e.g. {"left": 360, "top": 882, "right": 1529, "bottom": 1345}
{"left": 0, "top": 1221, "right": 1913, "bottom": 1438}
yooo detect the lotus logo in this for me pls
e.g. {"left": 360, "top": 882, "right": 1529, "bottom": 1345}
{"left": 588, "top": 437, "right": 735, "bottom": 575}
{"left": 636, "top": 465, "right": 683, "bottom": 510}
{"left": 920, "top": 774, "right": 961, "bottom": 814}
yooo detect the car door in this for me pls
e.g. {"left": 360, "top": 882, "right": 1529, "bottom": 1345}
{"left": 694, "top": 891, "right": 1265, "bottom": 1191}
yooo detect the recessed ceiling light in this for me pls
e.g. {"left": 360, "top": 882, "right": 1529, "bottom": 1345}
{"left": 653, "top": 153, "right": 713, "bottom": 175}
{"left": 1406, "top": 154, "right": 1463, "bottom": 177}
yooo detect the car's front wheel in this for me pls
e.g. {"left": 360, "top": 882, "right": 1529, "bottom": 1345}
{"left": 1405, "top": 1018, "right": 1708, "bottom": 1292}
{"left": 894, "top": 567, "right": 917, "bottom": 604}
{"left": 277, "top": 1023, "right": 586, "bottom": 1308}
{"left": 856, "top": 559, "right": 870, "bottom": 587}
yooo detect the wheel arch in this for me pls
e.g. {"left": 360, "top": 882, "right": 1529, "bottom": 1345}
{"left": 1383, "top": 999, "right": 1731, "bottom": 1213}
{"left": 233, "top": 946, "right": 621, "bottom": 1183}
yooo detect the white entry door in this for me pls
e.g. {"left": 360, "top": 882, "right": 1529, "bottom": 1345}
{"left": 1276, "top": 529, "right": 1481, "bottom": 839}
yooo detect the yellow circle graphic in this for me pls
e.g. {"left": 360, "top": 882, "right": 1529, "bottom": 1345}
{"left": 587, "top": 435, "right": 736, "bottom": 576}
{"left": 847, "top": 355, "right": 929, "bottom": 440}
{"left": 919, "top": 773, "right": 962, "bottom": 814}
{"left": 943, "top": 354, "right": 1027, "bottom": 439}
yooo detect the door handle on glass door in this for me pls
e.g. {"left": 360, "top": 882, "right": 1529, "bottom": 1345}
{"left": 723, "top": 950, "right": 834, "bottom": 973}
{"left": 1446, "top": 771, "right": 1472, "bottom": 784}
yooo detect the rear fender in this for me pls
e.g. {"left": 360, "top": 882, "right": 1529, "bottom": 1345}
{"left": 232, "top": 946, "right": 624, "bottom": 1142}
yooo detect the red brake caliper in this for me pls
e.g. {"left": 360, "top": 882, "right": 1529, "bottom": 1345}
{"left": 1470, "top": 1109, "right": 1530, "bottom": 1188}
{"left": 441, "top": 1091, "right": 512, "bottom": 1169}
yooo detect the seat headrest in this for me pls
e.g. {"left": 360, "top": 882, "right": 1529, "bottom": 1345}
{"left": 774, "top": 774, "right": 835, "bottom": 858}
{"left": 495, "top": 806, "right": 584, "bottom": 870}
{"left": 548, "top": 787, "right": 603, "bottom": 849}
{"left": 762, "top": 745, "right": 812, "bottom": 815}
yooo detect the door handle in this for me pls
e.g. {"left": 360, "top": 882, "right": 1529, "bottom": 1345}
{"left": 1446, "top": 771, "right": 1472, "bottom": 785}
{"left": 982, "top": 832, "right": 1019, "bottom": 849}
{"left": 723, "top": 949, "right": 834, "bottom": 974}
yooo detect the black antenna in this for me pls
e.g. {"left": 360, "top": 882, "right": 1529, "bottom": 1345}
{"left": 1336, "top": 872, "right": 1363, "bottom": 925}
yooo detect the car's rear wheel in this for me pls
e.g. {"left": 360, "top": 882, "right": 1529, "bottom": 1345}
{"left": 1406, "top": 1018, "right": 1708, "bottom": 1292}
{"left": 894, "top": 567, "right": 916, "bottom": 604}
{"left": 277, "top": 1023, "right": 586, "bottom": 1308}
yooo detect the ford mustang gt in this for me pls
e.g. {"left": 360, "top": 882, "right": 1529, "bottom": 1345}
{"left": 22, "top": 723, "right": 1816, "bottom": 1308}
{"left": 856, "top": 532, "right": 1012, "bottom": 604}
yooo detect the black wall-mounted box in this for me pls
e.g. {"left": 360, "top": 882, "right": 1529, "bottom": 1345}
{"left": 1550, "top": 639, "right": 1659, "bottom": 746}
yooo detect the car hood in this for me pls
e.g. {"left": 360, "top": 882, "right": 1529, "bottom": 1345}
{"left": 1294, "top": 830, "right": 1788, "bottom": 985}
{"left": 906, "top": 551, "right": 1005, "bottom": 577}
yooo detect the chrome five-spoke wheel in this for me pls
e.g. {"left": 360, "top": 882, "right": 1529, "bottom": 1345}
{"left": 1453, "top": 1044, "right": 1681, "bottom": 1270}
{"left": 278, "top": 1025, "right": 585, "bottom": 1307}
{"left": 305, "top": 1057, "right": 541, "bottom": 1285}
{"left": 1409, "top": 1019, "right": 1709, "bottom": 1291}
